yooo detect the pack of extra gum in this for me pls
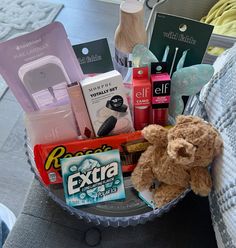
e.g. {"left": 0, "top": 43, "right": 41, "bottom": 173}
{"left": 34, "top": 131, "right": 149, "bottom": 185}
{"left": 61, "top": 150, "right": 126, "bottom": 207}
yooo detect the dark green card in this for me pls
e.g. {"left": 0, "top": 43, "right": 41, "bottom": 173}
{"left": 73, "top": 38, "right": 114, "bottom": 74}
{"left": 149, "top": 13, "right": 214, "bottom": 75}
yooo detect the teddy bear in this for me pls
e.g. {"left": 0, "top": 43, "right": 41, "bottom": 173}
{"left": 131, "top": 115, "right": 223, "bottom": 208}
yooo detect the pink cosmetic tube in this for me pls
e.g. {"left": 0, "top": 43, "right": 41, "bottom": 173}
{"left": 67, "top": 82, "right": 95, "bottom": 139}
{"left": 150, "top": 64, "right": 171, "bottom": 126}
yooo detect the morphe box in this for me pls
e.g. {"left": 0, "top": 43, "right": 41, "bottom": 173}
{"left": 81, "top": 70, "right": 134, "bottom": 137}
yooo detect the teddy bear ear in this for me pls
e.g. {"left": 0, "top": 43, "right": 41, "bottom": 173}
{"left": 142, "top": 124, "right": 168, "bottom": 146}
{"left": 176, "top": 115, "right": 202, "bottom": 125}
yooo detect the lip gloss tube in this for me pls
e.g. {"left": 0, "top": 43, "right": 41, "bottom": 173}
{"left": 132, "top": 67, "right": 151, "bottom": 130}
{"left": 152, "top": 108, "right": 169, "bottom": 126}
{"left": 150, "top": 63, "right": 171, "bottom": 126}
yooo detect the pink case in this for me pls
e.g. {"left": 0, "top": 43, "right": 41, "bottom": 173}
{"left": 25, "top": 104, "right": 78, "bottom": 146}
{"left": 67, "top": 82, "right": 95, "bottom": 139}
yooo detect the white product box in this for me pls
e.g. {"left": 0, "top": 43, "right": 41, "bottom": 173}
{"left": 81, "top": 70, "right": 134, "bottom": 137}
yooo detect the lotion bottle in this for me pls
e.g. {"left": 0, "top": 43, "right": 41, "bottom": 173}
{"left": 114, "top": 0, "right": 147, "bottom": 78}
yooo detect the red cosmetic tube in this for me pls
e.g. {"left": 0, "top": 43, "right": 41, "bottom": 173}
{"left": 152, "top": 108, "right": 169, "bottom": 126}
{"left": 132, "top": 67, "right": 151, "bottom": 130}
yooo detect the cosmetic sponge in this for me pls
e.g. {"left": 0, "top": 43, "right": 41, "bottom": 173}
{"left": 97, "top": 116, "right": 117, "bottom": 137}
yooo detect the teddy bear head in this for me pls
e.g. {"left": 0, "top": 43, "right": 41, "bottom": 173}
{"left": 167, "top": 115, "right": 222, "bottom": 167}
{"left": 142, "top": 115, "right": 222, "bottom": 167}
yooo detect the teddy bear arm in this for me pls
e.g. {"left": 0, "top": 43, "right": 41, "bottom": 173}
{"left": 131, "top": 146, "right": 155, "bottom": 191}
{"left": 190, "top": 167, "right": 212, "bottom": 196}
{"left": 131, "top": 163, "right": 154, "bottom": 191}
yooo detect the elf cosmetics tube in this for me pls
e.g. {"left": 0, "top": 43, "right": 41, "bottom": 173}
{"left": 150, "top": 63, "right": 171, "bottom": 126}
{"left": 132, "top": 67, "right": 151, "bottom": 130}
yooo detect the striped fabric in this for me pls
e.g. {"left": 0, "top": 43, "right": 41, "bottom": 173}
{"left": 184, "top": 43, "right": 236, "bottom": 248}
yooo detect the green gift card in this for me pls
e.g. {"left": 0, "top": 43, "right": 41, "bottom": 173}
{"left": 149, "top": 13, "right": 214, "bottom": 75}
{"left": 73, "top": 38, "right": 114, "bottom": 74}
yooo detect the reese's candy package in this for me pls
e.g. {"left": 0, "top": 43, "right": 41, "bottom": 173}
{"left": 34, "top": 131, "right": 148, "bottom": 185}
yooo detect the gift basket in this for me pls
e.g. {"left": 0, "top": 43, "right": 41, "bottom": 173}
{"left": 0, "top": 0, "right": 229, "bottom": 227}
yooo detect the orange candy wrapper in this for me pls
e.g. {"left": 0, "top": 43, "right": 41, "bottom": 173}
{"left": 34, "top": 131, "right": 149, "bottom": 185}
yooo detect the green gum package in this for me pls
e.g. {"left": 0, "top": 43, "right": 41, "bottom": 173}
{"left": 61, "top": 149, "right": 126, "bottom": 207}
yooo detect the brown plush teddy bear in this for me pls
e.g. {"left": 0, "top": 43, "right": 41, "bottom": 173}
{"left": 131, "top": 115, "right": 223, "bottom": 208}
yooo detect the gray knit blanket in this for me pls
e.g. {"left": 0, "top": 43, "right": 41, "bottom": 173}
{"left": 185, "top": 42, "right": 236, "bottom": 248}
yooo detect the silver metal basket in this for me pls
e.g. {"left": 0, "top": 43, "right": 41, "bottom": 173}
{"left": 25, "top": 130, "right": 189, "bottom": 227}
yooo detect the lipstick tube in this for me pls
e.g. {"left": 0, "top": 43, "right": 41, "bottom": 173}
{"left": 132, "top": 67, "right": 151, "bottom": 130}
{"left": 152, "top": 108, "right": 169, "bottom": 126}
